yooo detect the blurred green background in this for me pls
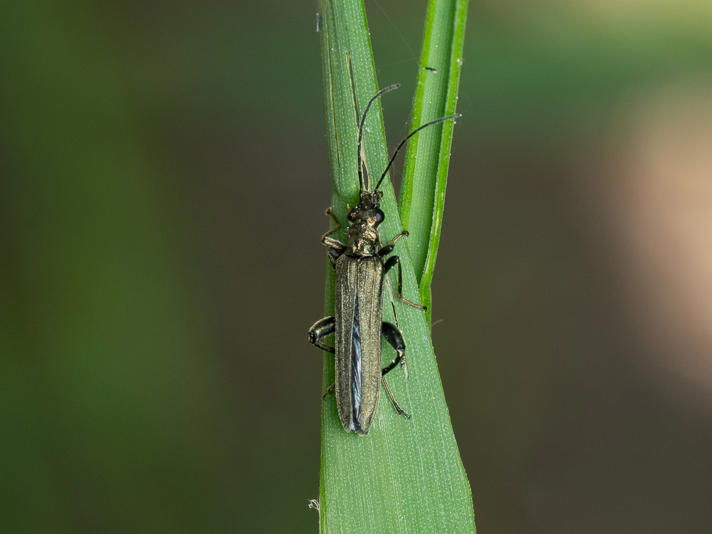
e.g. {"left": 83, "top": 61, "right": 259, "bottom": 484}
{"left": 2, "top": 1, "right": 712, "bottom": 532}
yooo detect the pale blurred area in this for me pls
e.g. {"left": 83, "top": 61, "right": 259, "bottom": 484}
{"left": 2, "top": 1, "right": 711, "bottom": 533}
{"left": 605, "top": 84, "right": 712, "bottom": 402}
{"left": 486, "top": 0, "right": 712, "bottom": 19}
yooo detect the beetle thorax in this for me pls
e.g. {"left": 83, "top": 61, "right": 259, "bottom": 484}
{"left": 347, "top": 219, "right": 379, "bottom": 256}
{"left": 346, "top": 191, "right": 385, "bottom": 257}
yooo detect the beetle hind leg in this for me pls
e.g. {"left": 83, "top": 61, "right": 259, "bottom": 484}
{"left": 381, "top": 321, "right": 409, "bottom": 377}
{"left": 380, "top": 321, "right": 411, "bottom": 420}
{"left": 382, "top": 376, "right": 411, "bottom": 419}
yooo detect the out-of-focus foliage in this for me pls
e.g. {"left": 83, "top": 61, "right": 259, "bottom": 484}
{"left": 1, "top": 1, "right": 711, "bottom": 533}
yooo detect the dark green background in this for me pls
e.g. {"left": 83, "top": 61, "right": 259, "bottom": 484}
{"left": 2, "top": 1, "right": 711, "bottom": 532}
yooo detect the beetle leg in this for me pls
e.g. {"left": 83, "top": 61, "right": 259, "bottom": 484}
{"left": 307, "top": 316, "right": 336, "bottom": 354}
{"left": 381, "top": 322, "right": 410, "bottom": 419}
{"left": 309, "top": 317, "right": 338, "bottom": 399}
{"left": 323, "top": 238, "right": 346, "bottom": 266}
{"left": 381, "top": 321, "right": 408, "bottom": 377}
{"left": 381, "top": 322, "right": 411, "bottom": 419}
{"left": 321, "top": 382, "right": 335, "bottom": 399}
{"left": 381, "top": 376, "right": 411, "bottom": 419}
{"left": 383, "top": 256, "right": 427, "bottom": 311}
{"left": 321, "top": 208, "right": 347, "bottom": 265}
{"left": 322, "top": 207, "right": 342, "bottom": 237}
{"left": 378, "top": 230, "right": 408, "bottom": 257}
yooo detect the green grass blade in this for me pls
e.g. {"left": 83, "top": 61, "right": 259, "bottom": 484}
{"left": 317, "top": 1, "right": 475, "bottom": 533}
{"left": 398, "top": 0, "right": 469, "bottom": 317}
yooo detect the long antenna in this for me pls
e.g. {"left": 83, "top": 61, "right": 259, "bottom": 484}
{"left": 357, "top": 83, "right": 400, "bottom": 191}
{"left": 374, "top": 113, "right": 461, "bottom": 193}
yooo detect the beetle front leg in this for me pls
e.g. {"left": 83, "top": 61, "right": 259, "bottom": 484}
{"left": 322, "top": 207, "right": 342, "bottom": 237}
{"left": 378, "top": 230, "right": 408, "bottom": 257}
{"left": 383, "top": 255, "right": 427, "bottom": 311}
{"left": 322, "top": 208, "right": 347, "bottom": 265}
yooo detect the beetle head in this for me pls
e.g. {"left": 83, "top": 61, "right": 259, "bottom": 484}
{"left": 347, "top": 190, "right": 385, "bottom": 226}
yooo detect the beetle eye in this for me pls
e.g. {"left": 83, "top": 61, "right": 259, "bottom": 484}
{"left": 347, "top": 210, "right": 357, "bottom": 221}
{"left": 375, "top": 209, "right": 384, "bottom": 223}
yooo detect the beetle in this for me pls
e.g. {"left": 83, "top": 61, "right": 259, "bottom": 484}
{"left": 308, "top": 83, "right": 459, "bottom": 434}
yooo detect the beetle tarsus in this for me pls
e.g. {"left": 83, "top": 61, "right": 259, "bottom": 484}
{"left": 382, "top": 376, "right": 410, "bottom": 419}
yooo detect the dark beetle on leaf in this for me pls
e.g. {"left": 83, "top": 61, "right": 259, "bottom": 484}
{"left": 308, "top": 84, "right": 459, "bottom": 435}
